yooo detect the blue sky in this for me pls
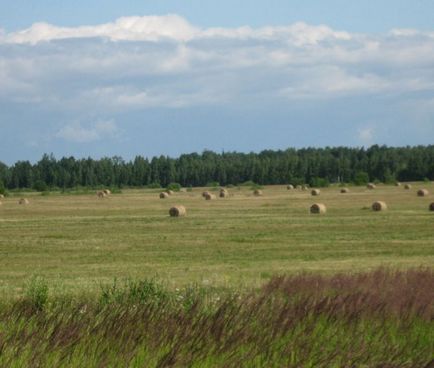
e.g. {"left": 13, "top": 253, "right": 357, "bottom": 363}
{"left": 0, "top": 1, "right": 434, "bottom": 164}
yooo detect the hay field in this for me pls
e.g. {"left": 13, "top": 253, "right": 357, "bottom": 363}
{"left": 0, "top": 183, "right": 433, "bottom": 295}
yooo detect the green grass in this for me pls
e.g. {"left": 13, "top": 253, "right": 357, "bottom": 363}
{"left": 0, "top": 183, "right": 433, "bottom": 295}
{"left": 0, "top": 185, "right": 433, "bottom": 366}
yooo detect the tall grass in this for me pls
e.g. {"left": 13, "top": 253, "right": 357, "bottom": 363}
{"left": 0, "top": 269, "right": 432, "bottom": 367}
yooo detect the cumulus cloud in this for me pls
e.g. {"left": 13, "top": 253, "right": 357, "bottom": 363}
{"left": 55, "top": 120, "right": 118, "bottom": 143}
{"left": 0, "top": 15, "right": 433, "bottom": 118}
{"left": 358, "top": 127, "right": 374, "bottom": 145}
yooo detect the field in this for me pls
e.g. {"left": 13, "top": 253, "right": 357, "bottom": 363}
{"left": 0, "top": 183, "right": 433, "bottom": 294}
{"left": 0, "top": 184, "right": 433, "bottom": 366}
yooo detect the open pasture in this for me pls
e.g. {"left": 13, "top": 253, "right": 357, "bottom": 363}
{"left": 0, "top": 183, "right": 433, "bottom": 295}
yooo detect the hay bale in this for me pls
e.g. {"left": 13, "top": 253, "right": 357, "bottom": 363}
{"left": 310, "top": 203, "right": 326, "bottom": 214}
{"left": 219, "top": 189, "right": 229, "bottom": 198}
{"left": 395, "top": 182, "right": 401, "bottom": 187}
{"left": 204, "top": 193, "right": 216, "bottom": 200}
{"left": 103, "top": 189, "right": 111, "bottom": 195}
{"left": 417, "top": 189, "right": 429, "bottom": 197}
{"left": 202, "top": 191, "right": 211, "bottom": 198}
{"left": 302, "top": 185, "right": 308, "bottom": 191}
{"left": 429, "top": 203, "right": 434, "bottom": 212}
{"left": 18, "top": 198, "right": 29, "bottom": 205}
{"left": 340, "top": 188, "right": 349, "bottom": 193}
{"left": 311, "top": 189, "right": 320, "bottom": 196}
{"left": 372, "top": 201, "right": 387, "bottom": 211}
{"left": 97, "top": 191, "right": 107, "bottom": 198}
{"left": 166, "top": 190, "right": 174, "bottom": 195}
{"left": 160, "top": 192, "right": 169, "bottom": 199}
{"left": 287, "top": 185, "right": 294, "bottom": 190}
{"left": 404, "top": 184, "right": 412, "bottom": 190}
{"left": 367, "top": 183, "right": 376, "bottom": 190}
{"left": 0, "top": 194, "right": 4, "bottom": 199}
{"left": 253, "top": 189, "right": 263, "bottom": 196}
{"left": 169, "top": 205, "right": 186, "bottom": 217}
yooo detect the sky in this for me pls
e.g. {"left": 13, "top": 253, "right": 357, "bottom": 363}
{"left": 0, "top": 1, "right": 433, "bottom": 164}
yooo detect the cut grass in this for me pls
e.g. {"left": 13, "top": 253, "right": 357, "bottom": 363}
{"left": 0, "top": 184, "right": 433, "bottom": 294}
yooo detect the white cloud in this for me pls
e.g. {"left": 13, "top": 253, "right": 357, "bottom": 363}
{"left": 55, "top": 120, "right": 118, "bottom": 143}
{"left": 0, "top": 15, "right": 433, "bottom": 117}
{"left": 358, "top": 127, "right": 374, "bottom": 145}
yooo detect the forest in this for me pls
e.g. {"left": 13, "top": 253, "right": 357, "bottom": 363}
{"left": 1, "top": 145, "right": 434, "bottom": 191}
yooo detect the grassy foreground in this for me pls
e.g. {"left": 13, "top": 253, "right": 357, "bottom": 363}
{"left": 0, "top": 269, "right": 432, "bottom": 367}
{"left": 0, "top": 184, "right": 433, "bottom": 294}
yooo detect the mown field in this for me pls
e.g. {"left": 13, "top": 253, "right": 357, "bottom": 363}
{"left": 0, "top": 184, "right": 433, "bottom": 367}
{"left": 0, "top": 183, "right": 433, "bottom": 294}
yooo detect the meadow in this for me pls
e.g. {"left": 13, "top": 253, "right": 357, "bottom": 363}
{"left": 0, "top": 183, "right": 433, "bottom": 366}
{"left": 0, "top": 183, "right": 433, "bottom": 294}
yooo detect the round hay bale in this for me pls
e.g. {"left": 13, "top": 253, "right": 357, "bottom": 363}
{"left": 340, "top": 187, "right": 349, "bottom": 193}
{"left": 417, "top": 189, "right": 429, "bottom": 197}
{"left": 166, "top": 190, "right": 174, "bottom": 195}
{"left": 0, "top": 194, "right": 4, "bottom": 199}
{"left": 97, "top": 191, "right": 107, "bottom": 198}
{"left": 395, "top": 182, "right": 401, "bottom": 187}
{"left": 253, "top": 189, "right": 263, "bottom": 196}
{"left": 372, "top": 201, "right": 387, "bottom": 211}
{"left": 219, "top": 189, "right": 229, "bottom": 198}
{"left": 202, "top": 191, "right": 211, "bottom": 198}
{"left": 103, "top": 189, "right": 111, "bottom": 195}
{"left": 302, "top": 185, "right": 308, "bottom": 191}
{"left": 160, "top": 192, "right": 169, "bottom": 199}
{"left": 311, "top": 189, "right": 320, "bottom": 196}
{"left": 169, "top": 205, "right": 186, "bottom": 217}
{"left": 404, "top": 184, "right": 412, "bottom": 190}
{"left": 204, "top": 193, "right": 216, "bottom": 200}
{"left": 310, "top": 203, "right": 326, "bottom": 214}
{"left": 367, "top": 183, "right": 376, "bottom": 190}
{"left": 287, "top": 185, "right": 294, "bottom": 190}
{"left": 429, "top": 203, "right": 434, "bottom": 212}
{"left": 18, "top": 198, "right": 29, "bottom": 205}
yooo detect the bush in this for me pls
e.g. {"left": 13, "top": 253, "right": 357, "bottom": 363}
{"left": 166, "top": 183, "right": 181, "bottom": 192}
{"left": 309, "top": 177, "right": 330, "bottom": 188}
{"left": 353, "top": 171, "right": 369, "bottom": 185}
{"left": 146, "top": 182, "right": 162, "bottom": 189}
{"left": 240, "top": 180, "right": 256, "bottom": 187}
{"left": 33, "top": 180, "right": 48, "bottom": 192}
{"left": 205, "top": 181, "right": 220, "bottom": 188}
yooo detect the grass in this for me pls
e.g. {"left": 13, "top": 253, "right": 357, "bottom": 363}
{"left": 0, "top": 183, "right": 433, "bottom": 294}
{"left": 0, "top": 184, "right": 433, "bottom": 366}
{"left": 0, "top": 269, "right": 432, "bottom": 367}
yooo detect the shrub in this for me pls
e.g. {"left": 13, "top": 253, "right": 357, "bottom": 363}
{"left": 309, "top": 177, "right": 330, "bottom": 188}
{"left": 146, "top": 182, "right": 161, "bottom": 189}
{"left": 205, "top": 181, "right": 220, "bottom": 188}
{"left": 33, "top": 180, "right": 48, "bottom": 192}
{"left": 353, "top": 171, "right": 369, "bottom": 185}
{"left": 166, "top": 183, "right": 181, "bottom": 192}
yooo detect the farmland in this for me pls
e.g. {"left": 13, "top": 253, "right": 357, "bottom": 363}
{"left": 0, "top": 183, "right": 433, "bottom": 294}
{"left": 0, "top": 183, "right": 433, "bottom": 366}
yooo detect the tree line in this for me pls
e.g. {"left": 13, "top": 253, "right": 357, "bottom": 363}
{"left": 1, "top": 145, "right": 434, "bottom": 192}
